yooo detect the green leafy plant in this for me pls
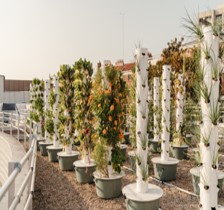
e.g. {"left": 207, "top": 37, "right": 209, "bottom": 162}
{"left": 92, "top": 142, "right": 109, "bottom": 177}
{"left": 57, "top": 65, "right": 76, "bottom": 147}
{"left": 74, "top": 58, "right": 94, "bottom": 159}
{"left": 30, "top": 78, "right": 45, "bottom": 136}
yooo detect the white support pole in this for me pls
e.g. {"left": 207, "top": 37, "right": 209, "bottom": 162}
{"left": 153, "top": 77, "right": 160, "bottom": 142}
{"left": 135, "top": 48, "right": 149, "bottom": 193}
{"left": 199, "top": 26, "right": 220, "bottom": 210}
{"left": 176, "top": 73, "right": 184, "bottom": 131}
{"left": 161, "top": 65, "right": 171, "bottom": 162}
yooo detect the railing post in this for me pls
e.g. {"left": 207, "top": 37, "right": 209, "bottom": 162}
{"left": 17, "top": 114, "right": 20, "bottom": 141}
{"left": 0, "top": 112, "right": 2, "bottom": 132}
{"left": 24, "top": 115, "right": 27, "bottom": 143}
{"left": 8, "top": 162, "right": 17, "bottom": 209}
{"left": 2, "top": 113, "right": 4, "bottom": 133}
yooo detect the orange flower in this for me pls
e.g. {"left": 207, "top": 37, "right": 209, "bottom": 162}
{"left": 105, "top": 89, "right": 111, "bottom": 94}
{"left": 108, "top": 116, "right": 112, "bottom": 121}
{"left": 119, "top": 93, "right": 122, "bottom": 97}
{"left": 103, "top": 129, "right": 107, "bottom": 135}
{"left": 108, "top": 82, "right": 112, "bottom": 87}
{"left": 113, "top": 127, "right": 116, "bottom": 130}
{"left": 114, "top": 120, "right": 118, "bottom": 125}
{"left": 110, "top": 105, "right": 114, "bottom": 111}
{"left": 119, "top": 130, "right": 124, "bottom": 139}
{"left": 98, "top": 104, "right": 101, "bottom": 108}
{"left": 114, "top": 98, "right": 119, "bottom": 103}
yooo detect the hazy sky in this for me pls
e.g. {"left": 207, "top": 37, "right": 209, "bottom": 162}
{"left": 1, "top": 0, "right": 224, "bottom": 80}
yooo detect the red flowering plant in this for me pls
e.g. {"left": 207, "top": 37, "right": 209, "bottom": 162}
{"left": 91, "top": 63, "right": 127, "bottom": 176}
{"left": 73, "top": 58, "right": 94, "bottom": 163}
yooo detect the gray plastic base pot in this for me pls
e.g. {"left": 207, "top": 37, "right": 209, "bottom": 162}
{"left": 93, "top": 172, "right": 124, "bottom": 199}
{"left": 149, "top": 141, "right": 161, "bottom": 153}
{"left": 39, "top": 143, "right": 53, "bottom": 156}
{"left": 126, "top": 198, "right": 160, "bottom": 210}
{"left": 58, "top": 152, "right": 79, "bottom": 171}
{"left": 36, "top": 139, "right": 45, "bottom": 151}
{"left": 122, "top": 183, "right": 163, "bottom": 210}
{"left": 172, "top": 145, "right": 188, "bottom": 160}
{"left": 47, "top": 147, "right": 63, "bottom": 162}
{"left": 190, "top": 167, "right": 224, "bottom": 196}
{"left": 75, "top": 165, "right": 96, "bottom": 184}
{"left": 152, "top": 157, "right": 179, "bottom": 181}
{"left": 128, "top": 151, "right": 136, "bottom": 172}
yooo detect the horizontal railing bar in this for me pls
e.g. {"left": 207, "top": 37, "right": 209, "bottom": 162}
{"left": 9, "top": 169, "right": 32, "bottom": 210}
{"left": 0, "top": 137, "right": 35, "bottom": 201}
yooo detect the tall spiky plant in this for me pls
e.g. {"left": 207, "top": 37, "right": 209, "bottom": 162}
{"left": 135, "top": 48, "right": 149, "bottom": 192}
{"left": 185, "top": 14, "right": 222, "bottom": 209}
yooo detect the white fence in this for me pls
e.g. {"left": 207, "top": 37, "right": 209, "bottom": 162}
{"left": 0, "top": 111, "right": 38, "bottom": 210}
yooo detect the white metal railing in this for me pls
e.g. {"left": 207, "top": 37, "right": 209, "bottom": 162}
{"left": 0, "top": 111, "right": 38, "bottom": 210}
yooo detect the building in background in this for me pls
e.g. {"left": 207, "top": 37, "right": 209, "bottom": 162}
{"left": 0, "top": 75, "right": 31, "bottom": 103}
{"left": 198, "top": 4, "right": 224, "bottom": 29}
{"left": 115, "top": 60, "right": 134, "bottom": 86}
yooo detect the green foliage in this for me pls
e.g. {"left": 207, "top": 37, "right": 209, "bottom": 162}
{"left": 30, "top": 78, "right": 45, "bottom": 136}
{"left": 45, "top": 118, "right": 54, "bottom": 138}
{"left": 128, "top": 66, "right": 136, "bottom": 147}
{"left": 74, "top": 58, "right": 94, "bottom": 154}
{"left": 91, "top": 64, "right": 127, "bottom": 173}
{"left": 92, "top": 142, "right": 109, "bottom": 177}
{"left": 57, "top": 64, "right": 76, "bottom": 146}
{"left": 111, "top": 146, "right": 124, "bottom": 173}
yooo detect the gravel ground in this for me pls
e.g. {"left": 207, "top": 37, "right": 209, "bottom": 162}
{"left": 33, "top": 146, "right": 224, "bottom": 210}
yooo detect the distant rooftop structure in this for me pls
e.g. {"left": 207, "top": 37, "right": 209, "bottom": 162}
{"left": 0, "top": 75, "right": 31, "bottom": 103}
{"left": 198, "top": 4, "right": 224, "bottom": 30}
{"left": 115, "top": 60, "right": 135, "bottom": 85}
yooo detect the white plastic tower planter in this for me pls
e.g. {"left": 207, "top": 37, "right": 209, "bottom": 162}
{"left": 176, "top": 74, "right": 184, "bottom": 131}
{"left": 150, "top": 77, "right": 160, "bottom": 153}
{"left": 198, "top": 25, "right": 222, "bottom": 210}
{"left": 53, "top": 76, "right": 60, "bottom": 147}
{"left": 39, "top": 80, "right": 53, "bottom": 156}
{"left": 122, "top": 48, "right": 163, "bottom": 210}
{"left": 44, "top": 80, "right": 51, "bottom": 143}
{"left": 172, "top": 73, "right": 188, "bottom": 160}
{"left": 46, "top": 76, "right": 63, "bottom": 162}
{"left": 152, "top": 65, "right": 179, "bottom": 181}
